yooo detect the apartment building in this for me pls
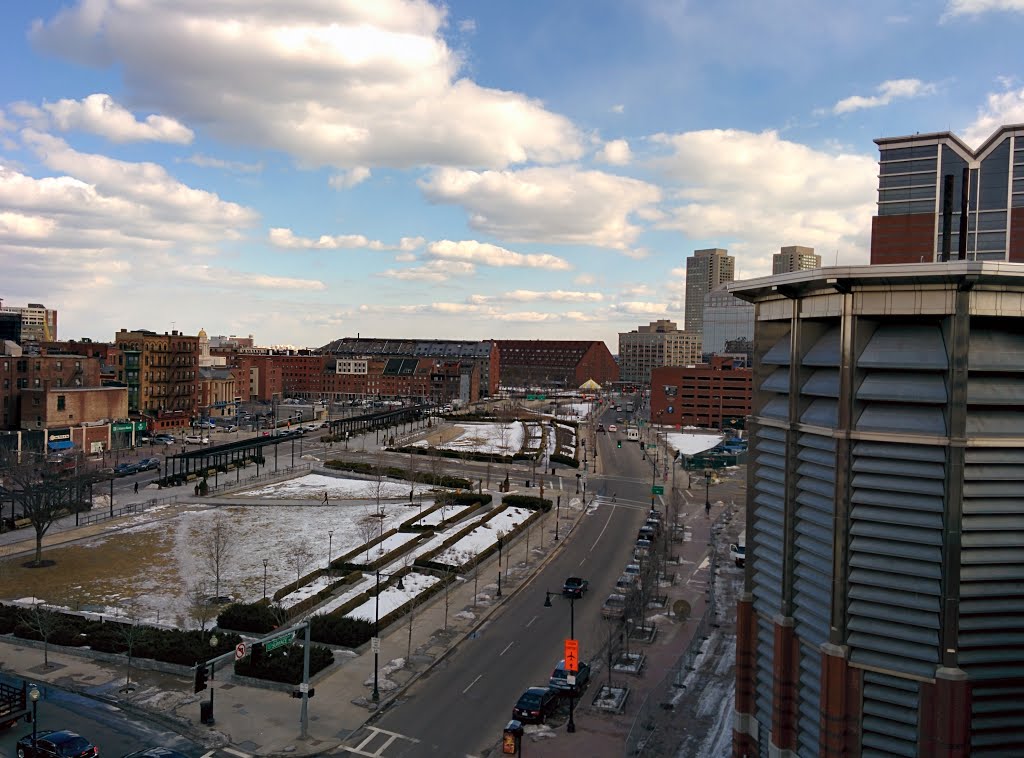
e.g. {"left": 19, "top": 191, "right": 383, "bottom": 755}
{"left": 772, "top": 245, "right": 821, "bottom": 274}
{"left": 0, "top": 301, "right": 58, "bottom": 344}
{"left": 114, "top": 329, "right": 200, "bottom": 425}
{"left": 685, "top": 248, "right": 735, "bottom": 333}
{"left": 618, "top": 320, "right": 702, "bottom": 385}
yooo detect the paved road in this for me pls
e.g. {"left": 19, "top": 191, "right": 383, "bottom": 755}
{"left": 338, "top": 407, "right": 652, "bottom": 756}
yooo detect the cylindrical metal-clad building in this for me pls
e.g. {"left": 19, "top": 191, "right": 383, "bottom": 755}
{"left": 729, "top": 263, "right": 1024, "bottom": 758}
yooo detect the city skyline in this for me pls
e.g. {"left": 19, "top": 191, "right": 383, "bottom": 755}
{"left": 3, "top": 1, "right": 1024, "bottom": 349}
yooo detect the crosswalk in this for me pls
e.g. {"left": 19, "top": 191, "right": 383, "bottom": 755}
{"left": 338, "top": 726, "right": 421, "bottom": 757}
{"left": 201, "top": 748, "right": 252, "bottom": 758}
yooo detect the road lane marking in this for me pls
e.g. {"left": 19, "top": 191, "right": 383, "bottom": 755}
{"left": 463, "top": 674, "right": 483, "bottom": 693}
{"left": 500, "top": 641, "right": 515, "bottom": 656}
{"left": 525, "top": 614, "right": 538, "bottom": 628}
{"left": 223, "top": 751, "right": 251, "bottom": 758}
{"left": 590, "top": 507, "right": 615, "bottom": 552}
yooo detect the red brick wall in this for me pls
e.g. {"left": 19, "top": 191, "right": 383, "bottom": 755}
{"left": 650, "top": 359, "right": 752, "bottom": 427}
{"left": 919, "top": 675, "right": 971, "bottom": 758}
{"left": 771, "top": 619, "right": 799, "bottom": 751}
{"left": 870, "top": 213, "right": 936, "bottom": 264}
{"left": 576, "top": 342, "right": 619, "bottom": 386}
{"left": 819, "top": 647, "right": 863, "bottom": 757}
{"left": 733, "top": 595, "right": 759, "bottom": 757}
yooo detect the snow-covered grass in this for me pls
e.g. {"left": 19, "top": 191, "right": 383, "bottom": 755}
{"left": 433, "top": 506, "right": 533, "bottom": 568}
{"left": 665, "top": 432, "right": 725, "bottom": 457}
{"left": 349, "top": 531, "right": 420, "bottom": 564}
{"left": 241, "top": 473, "right": 432, "bottom": 500}
{"left": 279, "top": 575, "right": 334, "bottom": 608}
{"left": 344, "top": 571, "right": 440, "bottom": 622}
{"left": 412, "top": 421, "right": 525, "bottom": 456}
{"left": 408, "top": 503, "right": 472, "bottom": 528}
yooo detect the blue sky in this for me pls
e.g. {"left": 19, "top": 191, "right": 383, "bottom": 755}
{"left": 3, "top": 0, "right": 1024, "bottom": 350}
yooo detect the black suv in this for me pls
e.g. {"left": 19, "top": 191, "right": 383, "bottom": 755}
{"left": 512, "top": 686, "right": 558, "bottom": 724}
{"left": 549, "top": 659, "right": 591, "bottom": 696}
{"left": 562, "top": 576, "right": 588, "bottom": 598}
{"left": 16, "top": 730, "right": 97, "bottom": 758}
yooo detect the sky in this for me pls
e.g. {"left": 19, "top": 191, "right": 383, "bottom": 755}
{"left": 3, "top": 0, "right": 1024, "bottom": 351}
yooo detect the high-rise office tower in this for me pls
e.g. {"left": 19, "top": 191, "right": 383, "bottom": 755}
{"left": 685, "top": 248, "right": 735, "bottom": 333}
{"left": 730, "top": 262, "right": 1024, "bottom": 758}
{"left": 772, "top": 245, "right": 821, "bottom": 274}
{"left": 870, "top": 125, "right": 1024, "bottom": 265}
{"left": 618, "top": 320, "right": 702, "bottom": 385}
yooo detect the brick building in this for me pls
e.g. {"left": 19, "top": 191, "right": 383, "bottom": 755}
{"left": 115, "top": 329, "right": 200, "bottom": 431}
{"left": 495, "top": 340, "right": 619, "bottom": 390}
{"left": 1, "top": 353, "right": 102, "bottom": 430}
{"left": 0, "top": 301, "right": 58, "bottom": 344}
{"left": 648, "top": 357, "right": 751, "bottom": 428}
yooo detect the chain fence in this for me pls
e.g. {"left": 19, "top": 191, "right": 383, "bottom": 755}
{"left": 622, "top": 503, "right": 735, "bottom": 756}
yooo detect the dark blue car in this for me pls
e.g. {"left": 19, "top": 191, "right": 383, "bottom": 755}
{"left": 16, "top": 729, "right": 97, "bottom": 758}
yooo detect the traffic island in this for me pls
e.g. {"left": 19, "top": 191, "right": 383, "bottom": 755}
{"left": 592, "top": 684, "right": 630, "bottom": 714}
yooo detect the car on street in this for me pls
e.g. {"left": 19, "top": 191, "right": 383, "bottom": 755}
{"left": 601, "top": 592, "right": 628, "bottom": 618}
{"left": 511, "top": 686, "right": 558, "bottom": 724}
{"left": 138, "top": 457, "right": 161, "bottom": 472}
{"left": 562, "top": 576, "right": 588, "bottom": 598}
{"left": 731, "top": 530, "right": 746, "bottom": 567}
{"left": 183, "top": 435, "right": 209, "bottom": 444}
{"left": 615, "top": 574, "right": 640, "bottom": 594}
{"left": 623, "top": 562, "right": 642, "bottom": 576}
{"left": 16, "top": 729, "right": 98, "bottom": 758}
{"left": 608, "top": 424, "right": 618, "bottom": 433}
{"left": 549, "top": 659, "right": 591, "bottom": 696}
{"left": 596, "top": 424, "right": 605, "bottom": 432}
{"left": 114, "top": 462, "right": 140, "bottom": 477}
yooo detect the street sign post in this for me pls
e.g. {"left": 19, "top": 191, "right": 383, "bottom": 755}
{"left": 234, "top": 642, "right": 247, "bottom": 661}
{"left": 371, "top": 636, "right": 381, "bottom": 653}
{"left": 651, "top": 485, "right": 664, "bottom": 495}
{"left": 264, "top": 631, "right": 295, "bottom": 653}
{"left": 564, "top": 638, "right": 579, "bottom": 673}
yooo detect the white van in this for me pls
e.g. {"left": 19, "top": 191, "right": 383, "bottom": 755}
{"left": 730, "top": 530, "right": 746, "bottom": 567}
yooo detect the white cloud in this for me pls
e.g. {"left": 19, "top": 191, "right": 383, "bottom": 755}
{"left": 611, "top": 104, "right": 625, "bottom": 114}
{"left": 963, "top": 87, "right": 1024, "bottom": 147}
{"left": 29, "top": 1, "right": 581, "bottom": 170}
{"left": 421, "top": 166, "right": 661, "bottom": 250}
{"left": 470, "top": 290, "right": 603, "bottom": 303}
{"left": 596, "top": 139, "right": 632, "bottom": 166}
{"left": 574, "top": 273, "right": 596, "bottom": 285}
{"left": 426, "top": 239, "right": 571, "bottom": 270}
{"left": 613, "top": 301, "right": 670, "bottom": 315}
{"left": 41, "top": 93, "right": 194, "bottom": 144}
{"left": 329, "top": 167, "right": 371, "bottom": 189}
{"left": 183, "top": 154, "right": 263, "bottom": 174}
{"left": 650, "top": 129, "right": 875, "bottom": 274}
{"left": 944, "top": 0, "right": 1024, "bottom": 18}
{"left": 458, "top": 19, "right": 477, "bottom": 33}
{"left": 832, "top": 79, "right": 937, "bottom": 114}
{"left": 381, "top": 260, "right": 475, "bottom": 282}
{"left": 269, "top": 228, "right": 424, "bottom": 252}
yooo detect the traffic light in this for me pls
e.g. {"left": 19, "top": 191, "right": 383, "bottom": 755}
{"left": 617, "top": 440, "right": 622, "bottom": 448}
{"left": 250, "top": 642, "right": 264, "bottom": 665}
{"left": 194, "top": 664, "right": 208, "bottom": 693}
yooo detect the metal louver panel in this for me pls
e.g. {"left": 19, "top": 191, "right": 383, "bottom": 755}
{"left": 856, "top": 404, "right": 947, "bottom": 435}
{"left": 796, "top": 642, "right": 822, "bottom": 757}
{"left": 967, "top": 328, "right": 1024, "bottom": 371}
{"left": 860, "top": 671, "right": 920, "bottom": 758}
{"left": 800, "top": 398, "right": 837, "bottom": 426}
{"left": 970, "top": 681, "right": 1024, "bottom": 755}
{"left": 760, "top": 396, "right": 790, "bottom": 420}
{"left": 801, "top": 368, "right": 839, "bottom": 397}
{"left": 760, "top": 367, "right": 790, "bottom": 393}
{"left": 965, "top": 410, "right": 1024, "bottom": 435}
{"left": 857, "top": 371, "right": 947, "bottom": 402}
{"left": 848, "top": 440, "right": 944, "bottom": 677}
{"left": 966, "top": 376, "right": 1024, "bottom": 404}
{"left": 755, "top": 616, "right": 775, "bottom": 745}
{"left": 803, "top": 326, "right": 841, "bottom": 366}
{"left": 762, "top": 332, "right": 792, "bottom": 365}
{"left": 858, "top": 324, "right": 948, "bottom": 370}
{"left": 752, "top": 423, "right": 785, "bottom": 625}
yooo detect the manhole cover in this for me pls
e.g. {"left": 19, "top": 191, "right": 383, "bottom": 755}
{"left": 673, "top": 600, "right": 691, "bottom": 620}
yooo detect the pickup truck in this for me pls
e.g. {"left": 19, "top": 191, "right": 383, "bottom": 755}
{"left": 562, "top": 577, "right": 588, "bottom": 598}
{"left": 0, "top": 678, "right": 28, "bottom": 730}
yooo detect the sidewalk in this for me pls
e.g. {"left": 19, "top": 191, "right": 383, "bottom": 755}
{"left": 0, "top": 482, "right": 592, "bottom": 756}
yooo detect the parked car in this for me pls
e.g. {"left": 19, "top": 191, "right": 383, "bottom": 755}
{"left": 549, "top": 659, "right": 592, "bottom": 696}
{"left": 16, "top": 729, "right": 98, "bottom": 758}
{"left": 562, "top": 576, "right": 588, "bottom": 598}
{"left": 615, "top": 574, "right": 640, "bottom": 594}
{"left": 138, "top": 457, "right": 161, "bottom": 472}
{"left": 730, "top": 530, "right": 746, "bottom": 567}
{"left": 183, "top": 435, "right": 208, "bottom": 445}
{"left": 622, "top": 562, "right": 642, "bottom": 576}
{"left": 638, "top": 525, "right": 658, "bottom": 542}
{"left": 114, "top": 462, "right": 140, "bottom": 477}
{"left": 511, "top": 686, "right": 558, "bottom": 724}
{"left": 601, "top": 592, "right": 628, "bottom": 618}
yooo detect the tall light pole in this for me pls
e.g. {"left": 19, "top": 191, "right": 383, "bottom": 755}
{"left": 372, "top": 570, "right": 405, "bottom": 702}
{"left": 327, "top": 530, "right": 334, "bottom": 574}
{"left": 495, "top": 532, "right": 505, "bottom": 598}
{"left": 29, "top": 684, "right": 40, "bottom": 749}
{"left": 262, "top": 558, "right": 269, "bottom": 600}
{"left": 705, "top": 467, "right": 713, "bottom": 514}
{"left": 544, "top": 591, "right": 577, "bottom": 733}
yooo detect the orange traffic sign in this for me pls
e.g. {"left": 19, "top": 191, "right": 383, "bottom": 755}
{"left": 564, "top": 638, "right": 579, "bottom": 672}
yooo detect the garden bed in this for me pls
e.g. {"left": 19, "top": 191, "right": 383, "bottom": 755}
{"left": 592, "top": 684, "right": 630, "bottom": 713}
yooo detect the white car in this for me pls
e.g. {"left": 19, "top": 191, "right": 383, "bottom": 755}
{"left": 608, "top": 424, "right": 618, "bottom": 433}
{"left": 184, "top": 434, "right": 209, "bottom": 444}
{"left": 730, "top": 531, "right": 746, "bottom": 567}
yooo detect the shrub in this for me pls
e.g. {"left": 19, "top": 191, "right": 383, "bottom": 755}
{"left": 309, "top": 614, "right": 374, "bottom": 647}
{"left": 549, "top": 453, "right": 579, "bottom": 468}
{"left": 218, "top": 601, "right": 287, "bottom": 634}
{"left": 234, "top": 643, "right": 334, "bottom": 684}
{"left": 502, "top": 494, "right": 552, "bottom": 512}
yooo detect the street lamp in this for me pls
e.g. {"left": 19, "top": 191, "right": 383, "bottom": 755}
{"left": 262, "top": 558, "right": 269, "bottom": 600}
{"left": 207, "top": 634, "right": 218, "bottom": 724}
{"left": 704, "top": 467, "right": 713, "bottom": 514}
{"left": 327, "top": 530, "right": 334, "bottom": 574}
{"left": 543, "top": 591, "right": 577, "bottom": 733}
{"left": 29, "top": 685, "right": 40, "bottom": 749}
{"left": 495, "top": 532, "right": 505, "bottom": 598}
{"left": 372, "top": 570, "right": 405, "bottom": 702}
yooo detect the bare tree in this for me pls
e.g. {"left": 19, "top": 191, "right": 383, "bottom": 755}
{"left": 21, "top": 602, "right": 62, "bottom": 668}
{"left": 286, "top": 545, "right": 315, "bottom": 585}
{"left": 117, "top": 603, "right": 147, "bottom": 691}
{"left": 186, "top": 582, "right": 217, "bottom": 634}
{"left": 198, "top": 515, "right": 233, "bottom": 600}
{"left": 426, "top": 445, "right": 447, "bottom": 487}
{"left": 358, "top": 516, "right": 378, "bottom": 562}
{"left": 406, "top": 450, "right": 417, "bottom": 504}
{"left": 2, "top": 452, "right": 75, "bottom": 566}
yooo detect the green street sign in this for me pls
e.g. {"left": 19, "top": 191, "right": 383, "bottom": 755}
{"left": 651, "top": 485, "right": 664, "bottom": 495}
{"left": 264, "top": 632, "right": 295, "bottom": 652}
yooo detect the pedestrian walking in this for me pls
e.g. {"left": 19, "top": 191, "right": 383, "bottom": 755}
{"left": 133, "top": 481, "right": 139, "bottom": 494}
{"left": 705, "top": 500, "right": 711, "bottom": 517}
{"left": 323, "top": 491, "right": 330, "bottom": 506}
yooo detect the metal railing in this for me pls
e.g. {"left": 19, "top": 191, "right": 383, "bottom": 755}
{"left": 622, "top": 505, "right": 733, "bottom": 756}
{"left": 78, "top": 496, "right": 169, "bottom": 526}
{"left": 204, "top": 462, "right": 311, "bottom": 496}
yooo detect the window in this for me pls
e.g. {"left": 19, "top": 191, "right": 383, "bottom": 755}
{"left": 57, "top": 395, "right": 65, "bottom": 411}
{"left": 56, "top": 361, "right": 62, "bottom": 370}
{"left": 34, "top": 378, "right": 41, "bottom": 387}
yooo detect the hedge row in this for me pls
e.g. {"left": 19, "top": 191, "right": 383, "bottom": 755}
{"left": 502, "top": 494, "right": 553, "bottom": 512}
{"left": 233, "top": 642, "right": 334, "bottom": 684}
{"left": 309, "top": 613, "right": 375, "bottom": 647}
{"left": 550, "top": 453, "right": 579, "bottom": 468}
{"left": 323, "top": 458, "right": 471, "bottom": 489}
{"left": 217, "top": 601, "right": 287, "bottom": 634}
